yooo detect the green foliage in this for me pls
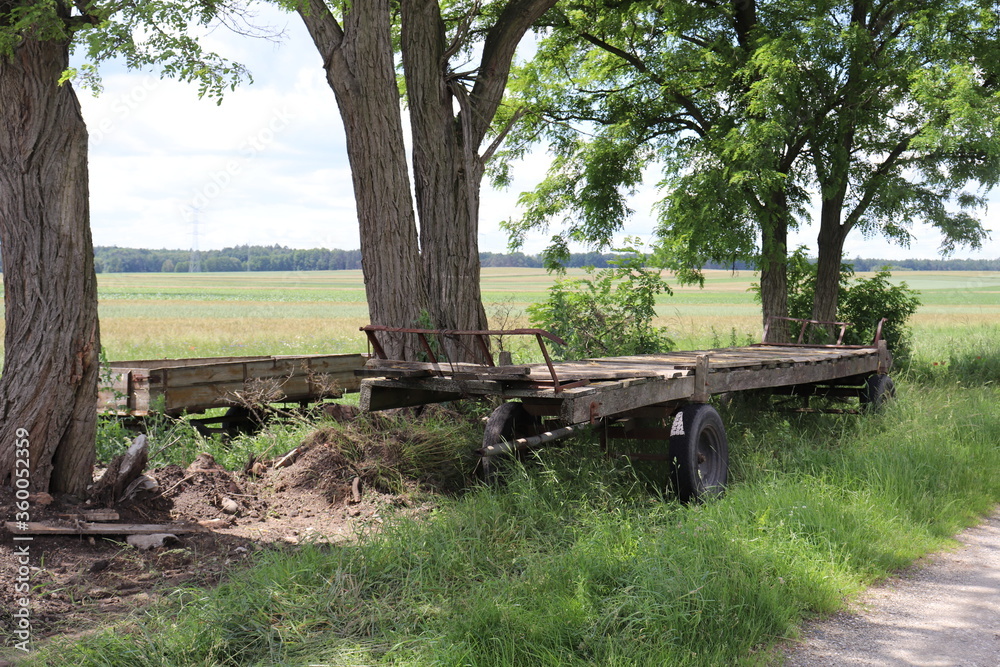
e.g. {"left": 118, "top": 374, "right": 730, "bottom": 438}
{"left": 25, "top": 360, "right": 1000, "bottom": 666}
{"left": 526, "top": 241, "right": 673, "bottom": 359}
{"left": 501, "top": 0, "right": 1000, "bottom": 309}
{"left": 1, "top": 0, "right": 252, "bottom": 101}
{"left": 840, "top": 270, "right": 921, "bottom": 355}
{"left": 751, "top": 247, "right": 921, "bottom": 357}
{"left": 781, "top": 247, "right": 853, "bottom": 322}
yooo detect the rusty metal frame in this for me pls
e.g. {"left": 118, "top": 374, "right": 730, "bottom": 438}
{"left": 361, "top": 325, "right": 583, "bottom": 393}
{"left": 758, "top": 316, "right": 888, "bottom": 349}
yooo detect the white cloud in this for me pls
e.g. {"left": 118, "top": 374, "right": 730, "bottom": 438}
{"left": 75, "top": 5, "right": 1000, "bottom": 260}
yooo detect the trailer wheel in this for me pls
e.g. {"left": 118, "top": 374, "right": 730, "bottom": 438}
{"left": 668, "top": 404, "right": 729, "bottom": 502}
{"left": 479, "top": 402, "right": 542, "bottom": 484}
{"left": 221, "top": 406, "right": 264, "bottom": 437}
{"left": 861, "top": 374, "right": 895, "bottom": 412}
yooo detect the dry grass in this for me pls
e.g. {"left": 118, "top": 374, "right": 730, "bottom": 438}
{"left": 1, "top": 268, "right": 997, "bottom": 362}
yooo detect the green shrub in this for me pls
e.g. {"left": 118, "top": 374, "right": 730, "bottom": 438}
{"left": 752, "top": 247, "right": 920, "bottom": 359}
{"left": 527, "top": 241, "right": 673, "bottom": 360}
{"left": 840, "top": 269, "right": 920, "bottom": 357}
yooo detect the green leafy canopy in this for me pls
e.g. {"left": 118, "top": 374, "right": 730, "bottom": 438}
{"left": 500, "top": 0, "right": 1000, "bottom": 276}
{"left": 1, "top": 0, "right": 264, "bottom": 101}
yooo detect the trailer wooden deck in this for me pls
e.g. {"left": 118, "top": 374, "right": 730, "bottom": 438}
{"left": 357, "top": 321, "right": 894, "bottom": 501}
{"left": 98, "top": 353, "right": 368, "bottom": 417}
{"left": 359, "top": 343, "right": 889, "bottom": 423}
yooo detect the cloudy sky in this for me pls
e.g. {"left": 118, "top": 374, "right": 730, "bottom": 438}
{"left": 75, "top": 5, "right": 1000, "bottom": 260}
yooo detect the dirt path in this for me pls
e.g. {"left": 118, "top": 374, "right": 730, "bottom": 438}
{"left": 778, "top": 508, "right": 1000, "bottom": 666}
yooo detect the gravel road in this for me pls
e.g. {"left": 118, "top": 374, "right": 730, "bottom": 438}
{"left": 778, "top": 508, "right": 1000, "bottom": 666}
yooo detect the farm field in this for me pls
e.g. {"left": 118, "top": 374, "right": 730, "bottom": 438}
{"left": 1, "top": 267, "right": 999, "bottom": 360}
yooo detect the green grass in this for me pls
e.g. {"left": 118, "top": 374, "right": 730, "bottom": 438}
{"left": 6, "top": 268, "right": 1000, "bottom": 664}
{"left": 16, "top": 349, "right": 1000, "bottom": 665}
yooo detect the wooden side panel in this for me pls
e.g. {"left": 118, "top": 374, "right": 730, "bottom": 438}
{"left": 152, "top": 354, "right": 367, "bottom": 388}
{"left": 707, "top": 354, "right": 880, "bottom": 393}
{"left": 98, "top": 354, "right": 368, "bottom": 415}
{"left": 360, "top": 383, "right": 462, "bottom": 411}
{"left": 106, "top": 355, "right": 274, "bottom": 369}
{"left": 560, "top": 376, "right": 697, "bottom": 424}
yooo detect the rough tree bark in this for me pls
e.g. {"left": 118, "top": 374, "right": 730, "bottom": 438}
{"left": 0, "top": 35, "right": 100, "bottom": 495}
{"left": 401, "top": 0, "right": 488, "bottom": 345}
{"left": 759, "top": 195, "right": 790, "bottom": 343}
{"left": 299, "top": 0, "right": 555, "bottom": 360}
{"left": 401, "top": 0, "right": 556, "bottom": 350}
{"left": 812, "top": 198, "right": 849, "bottom": 327}
{"left": 298, "top": 0, "right": 428, "bottom": 359}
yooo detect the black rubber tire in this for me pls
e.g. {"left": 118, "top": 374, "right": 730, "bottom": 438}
{"left": 668, "top": 403, "right": 729, "bottom": 502}
{"left": 479, "top": 402, "right": 541, "bottom": 484}
{"left": 861, "top": 374, "right": 895, "bottom": 412}
{"left": 221, "top": 406, "right": 263, "bottom": 437}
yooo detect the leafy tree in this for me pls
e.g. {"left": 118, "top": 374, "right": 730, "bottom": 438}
{"left": 840, "top": 270, "right": 921, "bottom": 362}
{"left": 0, "top": 0, "right": 249, "bottom": 494}
{"left": 503, "top": 0, "right": 1000, "bottom": 341}
{"left": 292, "top": 0, "right": 557, "bottom": 359}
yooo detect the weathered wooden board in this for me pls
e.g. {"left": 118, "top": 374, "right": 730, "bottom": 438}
{"left": 98, "top": 353, "right": 368, "bottom": 416}
{"left": 363, "top": 359, "right": 532, "bottom": 376}
{"left": 102, "top": 355, "right": 274, "bottom": 369}
{"left": 6, "top": 521, "right": 205, "bottom": 535}
{"left": 360, "top": 383, "right": 463, "bottom": 412}
{"left": 560, "top": 376, "right": 698, "bottom": 423}
{"left": 706, "top": 355, "right": 879, "bottom": 393}
{"left": 152, "top": 354, "right": 366, "bottom": 387}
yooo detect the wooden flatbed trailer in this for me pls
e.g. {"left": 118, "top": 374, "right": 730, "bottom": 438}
{"left": 357, "top": 320, "right": 893, "bottom": 500}
{"left": 98, "top": 353, "right": 368, "bottom": 432}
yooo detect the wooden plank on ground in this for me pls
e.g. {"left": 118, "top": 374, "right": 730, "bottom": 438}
{"left": 6, "top": 522, "right": 205, "bottom": 535}
{"left": 55, "top": 511, "right": 120, "bottom": 522}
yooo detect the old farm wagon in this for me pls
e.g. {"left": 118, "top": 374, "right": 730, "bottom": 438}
{"left": 356, "top": 318, "right": 894, "bottom": 501}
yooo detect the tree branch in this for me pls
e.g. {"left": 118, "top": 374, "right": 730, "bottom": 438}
{"left": 466, "top": 0, "right": 558, "bottom": 146}
{"left": 296, "top": 0, "right": 345, "bottom": 74}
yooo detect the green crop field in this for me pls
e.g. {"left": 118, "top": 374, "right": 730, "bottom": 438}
{"left": 2, "top": 267, "right": 999, "bottom": 360}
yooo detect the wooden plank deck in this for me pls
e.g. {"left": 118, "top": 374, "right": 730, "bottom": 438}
{"left": 359, "top": 343, "right": 890, "bottom": 420}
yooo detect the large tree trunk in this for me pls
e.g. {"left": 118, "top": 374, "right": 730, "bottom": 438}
{"left": 298, "top": 0, "right": 428, "bottom": 359}
{"left": 400, "top": 0, "right": 489, "bottom": 359}
{"left": 0, "top": 36, "right": 100, "bottom": 495}
{"left": 301, "top": 0, "right": 554, "bottom": 361}
{"left": 812, "top": 199, "right": 849, "bottom": 327}
{"left": 759, "top": 197, "right": 789, "bottom": 343}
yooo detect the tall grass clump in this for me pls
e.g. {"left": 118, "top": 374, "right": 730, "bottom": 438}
{"left": 20, "top": 345, "right": 1000, "bottom": 666}
{"left": 906, "top": 322, "right": 1000, "bottom": 386}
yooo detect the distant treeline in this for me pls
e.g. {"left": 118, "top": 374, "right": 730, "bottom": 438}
{"left": 87, "top": 246, "right": 632, "bottom": 273}
{"left": 1, "top": 245, "right": 997, "bottom": 273}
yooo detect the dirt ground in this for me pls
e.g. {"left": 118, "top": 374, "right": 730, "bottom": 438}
{"left": 0, "top": 422, "right": 439, "bottom": 660}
